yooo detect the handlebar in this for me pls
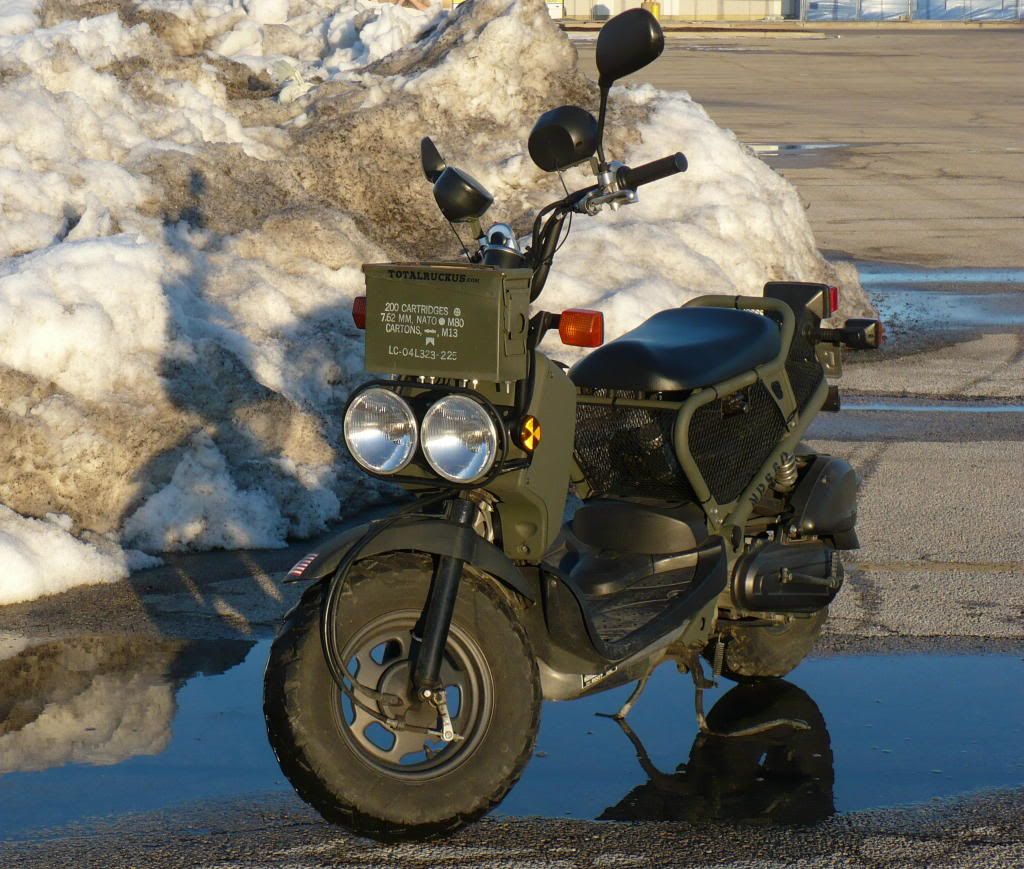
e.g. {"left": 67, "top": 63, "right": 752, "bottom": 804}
{"left": 616, "top": 152, "right": 687, "bottom": 190}
{"left": 528, "top": 152, "right": 687, "bottom": 299}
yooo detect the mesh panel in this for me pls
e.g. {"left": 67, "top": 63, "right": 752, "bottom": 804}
{"left": 574, "top": 402, "right": 695, "bottom": 501}
{"left": 786, "top": 326, "right": 825, "bottom": 412}
{"left": 687, "top": 382, "right": 787, "bottom": 504}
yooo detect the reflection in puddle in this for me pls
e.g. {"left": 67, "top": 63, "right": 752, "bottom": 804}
{"left": 599, "top": 681, "right": 834, "bottom": 825}
{"left": 0, "top": 640, "right": 1021, "bottom": 837}
{"left": 499, "top": 653, "right": 1024, "bottom": 820}
{"left": 0, "top": 635, "right": 275, "bottom": 839}
{"left": 0, "top": 636, "right": 180, "bottom": 774}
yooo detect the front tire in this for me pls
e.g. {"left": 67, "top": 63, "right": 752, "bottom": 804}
{"left": 264, "top": 552, "right": 540, "bottom": 841}
{"left": 706, "top": 609, "right": 827, "bottom": 682}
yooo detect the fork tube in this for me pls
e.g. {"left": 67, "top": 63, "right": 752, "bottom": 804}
{"left": 413, "top": 498, "right": 477, "bottom": 697}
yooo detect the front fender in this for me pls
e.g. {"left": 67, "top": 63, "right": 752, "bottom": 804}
{"left": 284, "top": 516, "right": 536, "bottom": 601}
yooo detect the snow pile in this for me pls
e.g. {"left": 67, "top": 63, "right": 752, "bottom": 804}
{"left": 0, "top": 0, "right": 38, "bottom": 36}
{"left": 0, "top": 507, "right": 158, "bottom": 606}
{"left": 0, "top": 0, "right": 869, "bottom": 605}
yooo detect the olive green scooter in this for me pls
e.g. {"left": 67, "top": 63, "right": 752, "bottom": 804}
{"left": 263, "top": 8, "right": 882, "bottom": 842}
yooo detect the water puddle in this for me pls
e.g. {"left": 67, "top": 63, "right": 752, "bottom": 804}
{"left": 749, "top": 143, "right": 851, "bottom": 158}
{"left": 0, "top": 635, "right": 286, "bottom": 839}
{"left": 843, "top": 399, "right": 1024, "bottom": 414}
{"left": 849, "top": 262, "right": 1024, "bottom": 342}
{"left": 1, "top": 633, "right": 1022, "bottom": 837}
{"left": 858, "top": 263, "right": 1024, "bottom": 290}
{"left": 502, "top": 653, "right": 1024, "bottom": 820}
{"left": 870, "top": 290, "right": 1024, "bottom": 331}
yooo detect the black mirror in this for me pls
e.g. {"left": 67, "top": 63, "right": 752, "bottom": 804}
{"left": 595, "top": 8, "right": 664, "bottom": 88}
{"left": 432, "top": 166, "right": 493, "bottom": 223}
{"left": 528, "top": 105, "right": 599, "bottom": 173}
{"left": 420, "top": 137, "right": 446, "bottom": 183}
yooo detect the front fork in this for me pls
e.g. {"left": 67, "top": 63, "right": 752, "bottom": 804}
{"left": 411, "top": 497, "right": 477, "bottom": 705}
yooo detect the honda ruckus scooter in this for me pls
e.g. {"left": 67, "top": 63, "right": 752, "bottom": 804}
{"left": 264, "top": 8, "right": 882, "bottom": 841}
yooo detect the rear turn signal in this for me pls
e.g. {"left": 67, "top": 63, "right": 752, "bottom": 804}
{"left": 559, "top": 309, "right": 604, "bottom": 348}
{"left": 352, "top": 296, "right": 367, "bottom": 330}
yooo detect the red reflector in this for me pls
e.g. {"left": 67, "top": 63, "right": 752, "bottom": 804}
{"left": 559, "top": 309, "right": 604, "bottom": 348}
{"left": 288, "top": 553, "right": 318, "bottom": 579}
{"left": 352, "top": 296, "right": 367, "bottom": 330}
{"left": 827, "top": 286, "right": 840, "bottom": 316}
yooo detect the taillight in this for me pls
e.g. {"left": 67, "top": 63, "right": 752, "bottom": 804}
{"left": 827, "top": 286, "right": 840, "bottom": 316}
{"left": 559, "top": 309, "right": 604, "bottom": 347}
{"left": 352, "top": 296, "right": 367, "bottom": 329}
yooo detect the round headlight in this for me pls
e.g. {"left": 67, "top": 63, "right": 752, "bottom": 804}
{"left": 344, "top": 388, "right": 417, "bottom": 474}
{"left": 421, "top": 395, "right": 499, "bottom": 483}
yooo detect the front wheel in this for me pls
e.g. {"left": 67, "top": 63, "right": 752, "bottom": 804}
{"left": 705, "top": 609, "right": 827, "bottom": 682}
{"left": 264, "top": 553, "right": 540, "bottom": 841}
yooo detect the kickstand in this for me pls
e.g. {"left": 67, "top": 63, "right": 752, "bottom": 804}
{"left": 608, "top": 716, "right": 689, "bottom": 794}
{"left": 596, "top": 669, "right": 653, "bottom": 721}
{"left": 686, "top": 650, "right": 811, "bottom": 738}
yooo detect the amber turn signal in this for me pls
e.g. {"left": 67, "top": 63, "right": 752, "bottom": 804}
{"left": 517, "top": 415, "right": 542, "bottom": 452}
{"left": 559, "top": 308, "right": 604, "bottom": 348}
{"left": 352, "top": 296, "right": 367, "bottom": 330}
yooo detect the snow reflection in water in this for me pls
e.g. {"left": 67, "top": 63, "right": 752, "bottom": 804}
{"left": 0, "top": 639, "right": 1022, "bottom": 837}
{"left": 0, "top": 635, "right": 271, "bottom": 837}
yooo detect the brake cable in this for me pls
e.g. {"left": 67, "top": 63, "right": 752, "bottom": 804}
{"left": 319, "top": 489, "right": 455, "bottom": 733}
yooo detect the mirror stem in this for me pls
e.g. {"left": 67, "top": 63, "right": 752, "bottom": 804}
{"left": 595, "top": 86, "right": 609, "bottom": 170}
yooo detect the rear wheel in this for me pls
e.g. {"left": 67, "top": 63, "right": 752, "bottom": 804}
{"left": 705, "top": 609, "right": 827, "bottom": 682}
{"left": 264, "top": 552, "right": 540, "bottom": 841}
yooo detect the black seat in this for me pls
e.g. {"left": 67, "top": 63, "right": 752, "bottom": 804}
{"left": 569, "top": 307, "right": 781, "bottom": 392}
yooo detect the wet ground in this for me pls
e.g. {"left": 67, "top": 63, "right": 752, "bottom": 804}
{"left": 2, "top": 634, "right": 1022, "bottom": 841}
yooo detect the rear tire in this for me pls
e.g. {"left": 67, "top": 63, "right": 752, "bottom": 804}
{"left": 264, "top": 552, "right": 540, "bottom": 841}
{"left": 705, "top": 609, "right": 827, "bottom": 682}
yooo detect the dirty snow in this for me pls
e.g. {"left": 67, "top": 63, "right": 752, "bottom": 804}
{"left": 0, "top": 0, "right": 869, "bottom": 604}
{"left": 0, "top": 507, "right": 159, "bottom": 606}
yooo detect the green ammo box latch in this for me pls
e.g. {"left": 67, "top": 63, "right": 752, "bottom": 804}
{"left": 362, "top": 263, "right": 533, "bottom": 383}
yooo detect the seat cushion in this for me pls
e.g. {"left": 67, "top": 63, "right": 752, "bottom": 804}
{"left": 569, "top": 307, "right": 781, "bottom": 392}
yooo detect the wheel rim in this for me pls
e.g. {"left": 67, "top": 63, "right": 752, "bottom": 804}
{"left": 332, "top": 609, "right": 493, "bottom": 780}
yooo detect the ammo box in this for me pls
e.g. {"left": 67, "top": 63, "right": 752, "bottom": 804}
{"left": 362, "top": 263, "right": 533, "bottom": 383}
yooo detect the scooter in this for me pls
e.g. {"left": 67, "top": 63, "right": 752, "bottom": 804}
{"left": 264, "top": 8, "right": 882, "bottom": 842}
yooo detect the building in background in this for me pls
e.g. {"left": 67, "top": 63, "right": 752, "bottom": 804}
{"left": 557, "top": 0, "right": 1023, "bottom": 19}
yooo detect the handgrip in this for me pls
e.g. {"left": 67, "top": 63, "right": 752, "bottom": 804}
{"left": 617, "top": 152, "right": 687, "bottom": 189}
{"left": 815, "top": 318, "right": 885, "bottom": 350}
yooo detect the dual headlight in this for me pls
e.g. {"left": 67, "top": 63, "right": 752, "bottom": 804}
{"left": 344, "top": 388, "right": 499, "bottom": 483}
